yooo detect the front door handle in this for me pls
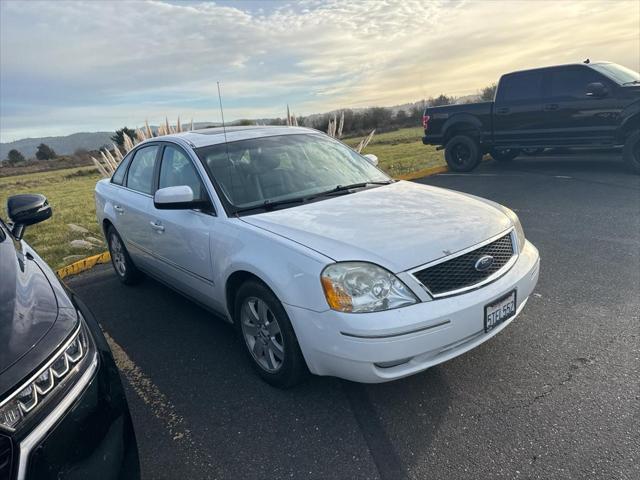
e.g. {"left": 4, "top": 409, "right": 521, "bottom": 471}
{"left": 150, "top": 221, "right": 165, "bottom": 233}
{"left": 544, "top": 103, "right": 559, "bottom": 111}
{"left": 495, "top": 107, "right": 510, "bottom": 115}
{"left": 114, "top": 205, "right": 125, "bottom": 214}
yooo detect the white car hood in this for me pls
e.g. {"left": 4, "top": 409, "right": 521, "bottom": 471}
{"left": 241, "top": 181, "right": 512, "bottom": 273}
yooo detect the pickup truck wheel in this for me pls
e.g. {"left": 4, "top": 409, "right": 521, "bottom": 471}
{"left": 106, "top": 226, "right": 143, "bottom": 285}
{"left": 623, "top": 130, "right": 640, "bottom": 174}
{"left": 445, "top": 135, "right": 481, "bottom": 172}
{"left": 491, "top": 148, "right": 521, "bottom": 162}
{"left": 234, "top": 280, "right": 308, "bottom": 388}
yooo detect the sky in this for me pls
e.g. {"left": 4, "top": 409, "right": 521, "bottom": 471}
{"left": 1, "top": 0, "right": 638, "bottom": 141}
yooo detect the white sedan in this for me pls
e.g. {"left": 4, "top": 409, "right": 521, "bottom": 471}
{"left": 95, "top": 126, "right": 540, "bottom": 387}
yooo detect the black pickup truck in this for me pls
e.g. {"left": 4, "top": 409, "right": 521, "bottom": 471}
{"left": 422, "top": 61, "right": 640, "bottom": 172}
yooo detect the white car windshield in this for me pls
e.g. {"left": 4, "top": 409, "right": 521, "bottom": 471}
{"left": 196, "top": 133, "right": 390, "bottom": 212}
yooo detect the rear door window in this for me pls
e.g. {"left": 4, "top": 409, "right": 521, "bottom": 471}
{"left": 498, "top": 71, "right": 544, "bottom": 102}
{"left": 549, "top": 66, "right": 606, "bottom": 98}
{"left": 125, "top": 145, "right": 159, "bottom": 194}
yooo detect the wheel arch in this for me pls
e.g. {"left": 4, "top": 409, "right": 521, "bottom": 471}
{"left": 442, "top": 115, "right": 483, "bottom": 144}
{"left": 225, "top": 270, "right": 270, "bottom": 322}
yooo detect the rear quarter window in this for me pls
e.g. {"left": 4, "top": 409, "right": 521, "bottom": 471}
{"left": 111, "top": 152, "right": 133, "bottom": 185}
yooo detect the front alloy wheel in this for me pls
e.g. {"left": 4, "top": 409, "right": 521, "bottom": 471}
{"left": 234, "top": 280, "right": 308, "bottom": 388}
{"left": 240, "top": 297, "right": 285, "bottom": 372}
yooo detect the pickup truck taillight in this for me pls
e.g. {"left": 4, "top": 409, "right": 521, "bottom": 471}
{"left": 422, "top": 115, "right": 430, "bottom": 130}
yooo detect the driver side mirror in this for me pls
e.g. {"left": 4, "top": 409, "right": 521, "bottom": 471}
{"left": 363, "top": 154, "right": 379, "bottom": 166}
{"left": 7, "top": 194, "right": 52, "bottom": 240}
{"left": 154, "top": 186, "right": 210, "bottom": 210}
{"left": 585, "top": 82, "right": 608, "bottom": 98}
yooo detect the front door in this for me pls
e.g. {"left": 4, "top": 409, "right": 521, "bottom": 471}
{"left": 543, "top": 65, "right": 621, "bottom": 146}
{"left": 148, "top": 144, "right": 218, "bottom": 308}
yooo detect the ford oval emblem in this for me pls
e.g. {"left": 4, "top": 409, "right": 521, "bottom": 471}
{"left": 474, "top": 255, "right": 494, "bottom": 272}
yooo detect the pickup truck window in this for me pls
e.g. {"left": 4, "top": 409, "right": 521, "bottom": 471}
{"left": 498, "top": 71, "right": 544, "bottom": 102}
{"left": 549, "top": 67, "right": 605, "bottom": 98}
{"left": 590, "top": 63, "right": 639, "bottom": 85}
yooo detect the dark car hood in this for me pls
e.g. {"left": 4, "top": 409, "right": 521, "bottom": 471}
{"left": 0, "top": 232, "right": 77, "bottom": 395}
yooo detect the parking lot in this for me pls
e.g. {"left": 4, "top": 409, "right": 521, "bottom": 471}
{"left": 68, "top": 152, "right": 639, "bottom": 480}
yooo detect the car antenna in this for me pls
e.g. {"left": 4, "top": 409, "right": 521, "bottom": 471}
{"left": 584, "top": 58, "right": 590, "bottom": 64}
{"left": 217, "top": 81, "right": 231, "bottom": 164}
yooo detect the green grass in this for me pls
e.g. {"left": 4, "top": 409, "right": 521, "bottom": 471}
{"left": 343, "top": 127, "right": 444, "bottom": 177}
{"left": 0, "top": 127, "right": 444, "bottom": 268}
{"left": 0, "top": 166, "right": 106, "bottom": 268}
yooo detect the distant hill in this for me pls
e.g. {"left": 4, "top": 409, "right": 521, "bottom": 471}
{"left": 0, "top": 122, "right": 222, "bottom": 160}
{"left": 0, "top": 132, "right": 114, "bottom": 159}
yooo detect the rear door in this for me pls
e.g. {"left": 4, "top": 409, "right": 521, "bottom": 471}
{"left": 544, "top": 65, "right": 620, "bottom": 145}
{"left": 148, "top": 143, "right": 218, "bottom": 306}
{"left": 493, "top": 70, "right": 546, "bottom": 147}
{"left": 114, "top": 144, "right": 160, "bottom": 268}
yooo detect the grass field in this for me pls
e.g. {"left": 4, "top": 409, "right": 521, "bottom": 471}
{"left": 1, "top": 127, "right": 444, "bottom": 269}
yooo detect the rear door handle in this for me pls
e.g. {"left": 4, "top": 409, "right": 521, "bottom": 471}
{"left": 495, "top": 107, "right": 510, "bottom": 115}
{"left": 114, "top": 205, "right": 124, "bottom": 214}
{"left": 544, "top": 103, "right": 559, "bottom": 111}
{"left": 150, "top": 221, "right": 165, "bottom": 232}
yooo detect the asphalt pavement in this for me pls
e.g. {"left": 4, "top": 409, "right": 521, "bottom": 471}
{"left": 68, "top": 152, "right": 640, "bottom": 480}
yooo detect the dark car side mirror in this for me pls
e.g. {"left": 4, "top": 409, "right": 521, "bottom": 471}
{"left": 7, "top": 194, "right": 52, "bottom": 240}
{"left": 585, "top": 82, "right": 608, "bottom": 98}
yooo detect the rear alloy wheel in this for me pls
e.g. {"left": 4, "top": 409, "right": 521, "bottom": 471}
{"left": 235, "top": 280, "right": 307, "bottom": 388}
{"left": 491, "top": 148, "right": 521, "bottom": 162}
{"left": 444, "top": 134, "right": 482, "bottom": 172}
{"left": 623, "top": 130, "right": 640, "bottom": 174}
{"left": 107, "top": 226, "right": 142, "bottom": 285}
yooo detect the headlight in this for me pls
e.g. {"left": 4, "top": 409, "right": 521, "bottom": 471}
{"left": 0, "top": 315, "right": 91, "bottom": 432}
{"left": 503, "top": 207, "right": 525, "bottom": 252}
{"left": 321, "top": 262, "right": 418, "bottom": 313}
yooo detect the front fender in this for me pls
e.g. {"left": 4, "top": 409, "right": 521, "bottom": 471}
{"left": 213, "top": 221, "right": 332, "bottom": 318}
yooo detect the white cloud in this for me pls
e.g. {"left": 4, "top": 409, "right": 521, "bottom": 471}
{"left": 0, "top": 0, "right": 638, "bottom": 140}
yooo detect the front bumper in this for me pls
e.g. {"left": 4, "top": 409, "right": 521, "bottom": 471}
{"left": 6, "top": 299, "right": 139, "bottom": 480}
{"left": 287, "top": 240, "right": 540, "bottom": 383}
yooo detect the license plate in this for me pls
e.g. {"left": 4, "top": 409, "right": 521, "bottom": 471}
{"left": 484, "top": 290, "right": 517, "bottom": 333}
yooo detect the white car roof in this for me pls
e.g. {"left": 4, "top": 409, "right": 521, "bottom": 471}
{"left": 156, "top": 126, "right": 320, "bottom": 149}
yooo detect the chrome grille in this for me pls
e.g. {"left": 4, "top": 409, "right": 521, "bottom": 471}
{"left": 413, "top": 232, "right": 515, "bottom": 297}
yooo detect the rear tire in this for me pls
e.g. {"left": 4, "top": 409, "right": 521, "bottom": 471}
{"left": 106, "top": 226, "right": 143, "bottom": 285}
{"left": 623, "top": 130, "right": 640, "bottom": 174}
{"left": 234, "top": 280, "right": 308, "bottom": 388}
{"left": 444, "top": 134, "right": 481, "bottom": 172}
{"left": 490, "top": 148, "right": 521, "bottom": 162}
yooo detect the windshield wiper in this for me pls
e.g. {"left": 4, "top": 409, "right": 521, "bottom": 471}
{"left": 314, "top": 180, "right": 394, "bottom": 197}
{"left": 622, "top": 80, "right": 640, "bottom": 85}
{"left": 234, "top": 196, "right": 308, "bottom": 214}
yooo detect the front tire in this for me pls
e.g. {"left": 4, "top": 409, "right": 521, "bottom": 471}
{"left": 234, "top": 280, "right": 308, "bottom": 388}
{"left": 106, "top": 226, "right": 143, "bottom": 285}
{"left": 623, "top": 130, "right": 640, "bottom": 174}
{"left": 491, "top": 148, "right": 521, "bottom": 162}
{"left": 444, "top": 134, "right": 481, "bottom": 172}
